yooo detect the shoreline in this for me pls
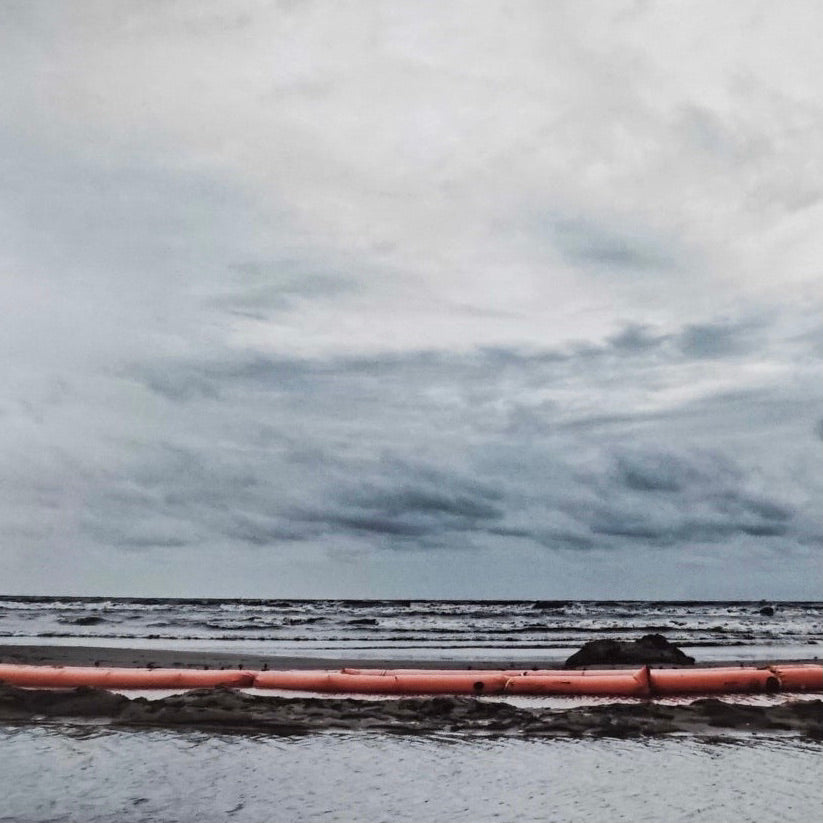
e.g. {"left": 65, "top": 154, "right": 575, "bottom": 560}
{"left": 1, "top": 643, "right": 820, "bottom": 671}
{"left": 2, "top": 644, "right": 821, "bottom": 739}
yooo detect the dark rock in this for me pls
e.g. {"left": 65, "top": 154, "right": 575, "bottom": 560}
{"left": 759, "top": 606, "right": 775, "bottom": 616}
{"left": 564, "top": 633, "right": 695, "bottom": 667}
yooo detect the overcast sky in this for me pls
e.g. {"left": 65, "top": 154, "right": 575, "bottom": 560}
{"left": 1, "top": 0, "right": 821, "bottom": 599}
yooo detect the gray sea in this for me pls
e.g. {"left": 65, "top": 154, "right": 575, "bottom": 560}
{"left": 1, "top": 596, "right": 821, "bottom": 662}
{"left": 1, "top": 598, "right": 821, "bottom": 822}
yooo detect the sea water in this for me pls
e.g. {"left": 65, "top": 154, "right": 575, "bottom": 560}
{"left": 0, "top": 723, "right": 820, "bottom": 823}
{"left": 1, "top": 597, "right": 821, "bottom": 662}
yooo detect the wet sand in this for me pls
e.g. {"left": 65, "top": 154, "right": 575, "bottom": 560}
{"left": 0, "top": 643, "right": 555, "bottom": 671}
{"left": 2, "top": 643, "right": 818, "bottom": 671}
{"left": 0, "top": 682, "right": 821, "bottom": 738}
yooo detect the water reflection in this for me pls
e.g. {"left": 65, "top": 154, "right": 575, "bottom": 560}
{"left": 1, "top": 723, "right": 820, "bottom": 823}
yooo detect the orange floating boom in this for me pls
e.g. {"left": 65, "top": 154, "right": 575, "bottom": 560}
{"left": 769, "top": 665, "right": 823, "bottom": 691}
{"left": 340, "top": 667, "right": 634, "bottom": 677}
{"left": 0, "top": 664, "right": 254, "bottom": 690}
{"left": 504, "top": 667, "right": 651, "bottom": 696}
{"left": 0, "top": 663, "right": 820, "bottom": 695}
{"left": 255, "top": 669, "right": 510, "bottom": 694}
{"left": 252, "top": 670, "right": 338, "bottom": 692}
{"left": 332, "top": 672, "right": 510, "bottom": 695}
{"left": 648, "top": 667, "right": 779, "bottom": 695}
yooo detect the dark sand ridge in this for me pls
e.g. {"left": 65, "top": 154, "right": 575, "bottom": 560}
{"left": 2, "top": 644, "right": 819, "bottom": 671}
{"left": 0, "top": 683, "right": 821, "bottom": 739}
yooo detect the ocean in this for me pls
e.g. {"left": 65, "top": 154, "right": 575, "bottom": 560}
{"left": 1, "top": 597, "right": 821, "bottom": 663}
{"left": 1, "top": 598, "right": 821, "bottom": 823}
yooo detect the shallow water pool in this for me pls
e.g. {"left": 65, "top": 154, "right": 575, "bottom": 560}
{"left": 1, "top": 723, "right": 820, "bottom": 822}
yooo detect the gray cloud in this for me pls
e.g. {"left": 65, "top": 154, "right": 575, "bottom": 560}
{"left": 678, "top": 320, "right": 759, "bottom": 359}
{"left": 302, "top": 466, "right": 506, "bottom": 542}
{"left": 0, "top": 133, "right": 256, "bottom": 283}
{"left": 72, "top": 353, "right": 818, "bottom": 565}
{"left": 586, "top": 449, "right": 797, "bottom": 545}
{"left": 614, "top": 451, "right": 701, "bottom": 493}
{"left": 1, "top": 0, "right": 821, "bottom": 598}
{"left": 127, "top": 311, "right": 787, "bottom": 414}
{"left": 552, "top": 217, "right": 677, "bottom": 273}
{"left": 607, "top": 325, "right": 669, "bottom": 353}
{"left": 212, "top": 261, "right": 360, "bottom": 319}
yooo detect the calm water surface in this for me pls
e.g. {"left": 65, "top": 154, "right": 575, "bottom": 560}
{"left": 1, "top": 723, "right": 820, "bottom": 823}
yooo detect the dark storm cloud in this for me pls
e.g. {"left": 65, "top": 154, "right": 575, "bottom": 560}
{"left": 47, "top": 323, "right": 820, "bottom": 600}
{"left": 90, "top": 403, "right": 810, "bottom": 556}
{"left": 300, "top": 467, "right": 506, "bottom": 542}
{"left": 547, "top": 448, "right": 800, "bottom": 548}
{"left": 81, "top": 439, "right": 510, "bottom": 550}
{"left": 571, "top": 448, "right": 798, "bottom": 547}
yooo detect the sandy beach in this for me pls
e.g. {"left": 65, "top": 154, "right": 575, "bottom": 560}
{"left": 3, "top": 642, "right": 819, "bottom": 671}
{"left": 1, "top": 643, "right": 573, "bottom": 671}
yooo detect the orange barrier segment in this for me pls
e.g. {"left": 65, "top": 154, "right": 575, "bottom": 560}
{"left": 770, "top": 665, "right": 823, "bottom": 691}
{"left": 649, "top": 668, "right": 779, "bottom": 694}
{"left": 332, "top": 672, "right": 510, "bottom": 695}
{"left": 252, "top": 671, "right": 338, "bottom": 691}
{"left": 0, "top": 664, "right": 254, "bottom": 690}
{"left": 340, "top": 668, "right": 632, "bottom": 677}
{"left": 254, "top": 670, "right": 510, "bottom": 694}
{"left": 504, "top": 667, "right": 651, "bottom": 696}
